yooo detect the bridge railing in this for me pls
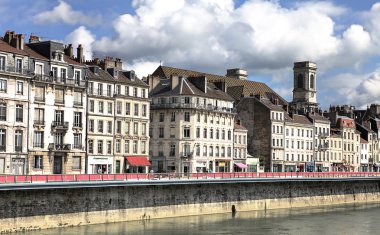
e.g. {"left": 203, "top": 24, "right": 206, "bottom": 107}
{"left": 1, "top": 171, "right": 380, "bottom": 184}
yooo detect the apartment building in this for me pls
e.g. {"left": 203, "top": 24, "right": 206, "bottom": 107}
{"left": 148, "top": 74, "right": 235, "bottom": 173}
{"left": 329, "top": 133, "right": 343, "bottom": 171}
{"left": 284, "top": 114, "right": 314, "bottom": 172}
{"left": 233, "top": 121, "right": 248, "bottom": 172}
{"left": 309, "top": 114, "right": 331, "bottom": 171}
{"left": 0, "top": 32, "right": 30, "bottom": 174}
{"left": 360, "top": 138, "right": 369, "bottom": 172}
{"left": 86, "top": 57, "right": 150, "bottom": 174}
{"left": 27, "top": 39, "right": 87, "bottom": 174}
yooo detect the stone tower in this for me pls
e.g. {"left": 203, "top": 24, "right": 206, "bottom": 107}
{"left": 291, "top": 61, "right": 318, "bottom": 111}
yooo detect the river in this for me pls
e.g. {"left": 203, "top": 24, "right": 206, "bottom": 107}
{"left": 17, "top": 203, "right": 380, "bottom": 235}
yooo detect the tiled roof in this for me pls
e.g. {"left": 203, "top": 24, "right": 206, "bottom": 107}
{"left": 87, "top": 68, "right": 115, "bottom": 81}
{"left": 258, "top": 98, "right": 285, "bottom": 111}
{"left": 234, "top": 123, "right": 247, "bottom": 130}
{"left": 23, "top": 45, "right": 48, "bottom": 61}
{"left": 151, "top": 77, "right": 234, "bottom": 101}
{"left": 0, "top": 39, "right": 28, "bottom": 55}
{"left": 152, "top": 65, "right": 287, "bottom": 105}
{"left": 284, "top": 113, "right": 313, "bottom": 125}
{"left": 116, "top": 71, "right": 149, "bottom": 87}
{"left": 308, "top": 114, "right": 330, "bottom": 123}
{"left": 64, "top": 55, "right": 83, "bottom": 66}
{"left": 361, "top": 138, "right": 368, "bottom": 143}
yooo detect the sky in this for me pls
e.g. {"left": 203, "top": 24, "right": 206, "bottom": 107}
{"left": 1, "top": 0, "right": 380, "bottom": 110}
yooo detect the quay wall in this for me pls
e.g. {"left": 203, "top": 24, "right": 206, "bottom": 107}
{"left": 1, "top": 179, "right": 380, "bottom": 233}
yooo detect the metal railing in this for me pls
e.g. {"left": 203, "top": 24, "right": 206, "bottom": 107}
{"left": 0, "top": 66, "right": 30, "bottom": 75}
{"left": 48, "top": 143, "right": 71, "bottom": 151}
{"left": 51, "top": 121, "right": 69, "bottom": 129}
{"left": 151, "top": 103, "right": 236, "bottom": 113}
{"left": 33, "top": 75, "right": 85, "bottom": 87}
{"left": 2, "top": 171, "right": 380, "bottom": 184}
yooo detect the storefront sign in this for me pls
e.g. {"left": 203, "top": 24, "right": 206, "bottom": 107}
{"left": 196, "top": 161, "right": 207, "bottom": 167}
{"left": 88, "top": 157, "right": 113, "bottom": 165}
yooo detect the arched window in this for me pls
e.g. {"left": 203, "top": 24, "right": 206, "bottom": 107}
{"left": 297, "top": 74, "right": 304, "bottom": 89}
{"left": 310, "top": 74, "right": 315, "bottom": 89}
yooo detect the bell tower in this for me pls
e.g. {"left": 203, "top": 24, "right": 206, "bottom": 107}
{"left": 291, "top": 61, "right": 318, "bottom": 111}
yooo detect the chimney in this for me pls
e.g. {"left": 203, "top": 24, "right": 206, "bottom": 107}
{"left": 115, "top": 58, "right": 123, "bottom": 70}
{"left": 65, "top": 44, "right": 73, "bottom": 58}
{"left": 15, "top": 34, "right": 24, "bottom": 50}
{"left": 29, "top": 34, "right": 40, "bottom": 43}
{"left": 10, "top": 37, "right": 19, "bottom": 50}
{"left": 226, "top": 68, "right": 248, "bottom": 80}
{"left": 76, "top": 44, "right": 84, "bottom": 63}
{"left": 148, "top": 75, "right": 160, "bottom": 92}
{"left": 3, "top": 31, "right": 14, "bottom": 44}
{"left": 170, "top": 74, "right": 180, "bottom": 90}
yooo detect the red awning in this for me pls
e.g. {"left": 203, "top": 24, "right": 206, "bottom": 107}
{"left": 235, "top": 163, "right": 248, "bottom": 169}
{"left": 125, "top": 156, "right": 151, "bottom": 166}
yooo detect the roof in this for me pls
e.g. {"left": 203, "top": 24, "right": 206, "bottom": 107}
{"left": 151, "top": 77, "right": 234, "bottom": 101}
{"left": 284, "top": 113, "right": 313, "bottom": 126}
{"left": 152, "top": 65, "right": 287, "bottom": 105}
{"left": 360, "top": 138, "right": 368, "bottom": 143}
{"left": 87, "top": 68, "right": 115, "bottom": 82}
{"left": 234, "top": 123, "right": 247, "bottom": 131}
{"left": 116, "top": 71, "right": 149, "bottom": 87}
{"left": 257, "top": 97, "right": 285, "bottom": 111}
{"left": 308, "top": 114, "right": 330, "bottom": 123}
{"left": 23, "top": 45, "right": 48, "bottom": 61}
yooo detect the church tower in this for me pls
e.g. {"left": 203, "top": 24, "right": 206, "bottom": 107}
{"left": 291, "top": 61, "right": 318, "bottom": 111}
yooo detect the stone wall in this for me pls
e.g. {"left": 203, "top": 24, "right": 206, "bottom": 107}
{"left": 1, "top": 179, "right": 380, "bottom": 233}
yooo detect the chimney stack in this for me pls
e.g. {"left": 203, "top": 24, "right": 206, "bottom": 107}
{"left": 3, "top": 31, "right": 14, "bottom": 45}
{"left": 76, "top": 44, "right": 84, "bottom": 63}
{"left": 226, "top": 68, "right": 248, "bottom": 80}
{"left": 64, "top": 44, "right": 73, "bottom": 58}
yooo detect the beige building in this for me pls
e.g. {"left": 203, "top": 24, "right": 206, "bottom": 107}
{"left": 86, "top": 57, "right": 150, "bottom": 174}
{"left": 27, "top": 39, "right": 87, "bottom": 175}
{"left": 336, "top": 116, "right": 360, "bottom": 171}
{"left": 0, "top": 32, "right": 30, "bottom": 174}
{"left": 148, "top": 73, "right": 235, "bottom": 173}
{"left": 328, "top": 133, "right": 343, "bottom": 171}
{"left": 233, "top": 121, "right": 248, "bottom": 172}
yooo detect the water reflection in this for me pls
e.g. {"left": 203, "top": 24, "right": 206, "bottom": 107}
{"left": 17, "top": 203, "right": 380, "bottom": 235}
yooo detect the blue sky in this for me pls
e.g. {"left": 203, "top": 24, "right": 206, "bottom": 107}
{"left": 1, "top": 0, "right": 380, "bottom": 109}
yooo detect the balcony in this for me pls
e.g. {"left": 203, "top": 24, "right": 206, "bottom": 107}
{"left": 34, "top": 96, "right": 45, "bottom": 103}
{"left": 73, "top": 123, "right": 83, "bottom": 129}
{"left": 33, "top": 143, "right": 44, "bottom": 148}
{"left": 318, "top": 143, "right": 329, "bottom": 151}
{"left": 65, "top": 79, "right": 86, "bottom": 87}
{"left": 151, "top": 103, "right": 236, "bottom": 114}
{"left": 0, "top": 145, "right": 5, "bottom": 152}
{"left": 318, "top": 133, "right": 329, "bottom": 138}
{"left": 34, "top": 120, "right": 45, "bottom": 127}
{"left": 51, "top": 121, "right": 69, "bottom": 130}
{"left": 0, "top": 66, "right": 30, "bottom": 76}
{"left": 15, "top": 146, "right": 22, "bottom": 152}
{"left": 73, "top": 101, "right": 83, "bottom": 107}
{"left": 73, "top": 144, "right": 83, "bottom": 150}
{"left": 180, "top": 152, "right": 193, "bottom": 158}
{"left": 88, "top": 88, "right": 113, "bottom": 97}
{"left": 48, "top": 143, "right": 71, "bottom": 151}
{"left": 32, "top": 75, "right": 86, "bottom": 87}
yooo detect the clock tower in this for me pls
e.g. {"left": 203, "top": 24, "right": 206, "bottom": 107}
{"left": 291, "top": 61, "right": 318, "bottom": 111}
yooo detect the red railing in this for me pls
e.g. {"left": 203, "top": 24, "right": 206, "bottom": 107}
{"left": 1, "top": 171, "right": 380, "bottom": 184}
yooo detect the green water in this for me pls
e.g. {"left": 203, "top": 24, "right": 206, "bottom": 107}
{"left": 17, "top": 203, "right": 380, "bottom": 235}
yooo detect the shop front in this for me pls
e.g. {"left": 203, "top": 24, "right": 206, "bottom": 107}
{"left": 246, "top": 157, "right": 259, "bottom": 172}
{"left": 272, "top": 160, "right": 283, "bottom": 172}
{"left": 215, "top": 160, "right": 230, "bottom": 173}
{"left": 233, "top": 161, "right": 247, "bottom": 172}
{"left": 125, "top": 156, "right": 151, "bottom": 173}
{"left": 195, "top": 161, "right": 207, "bottom": 173}
{"left": 322, "top": 163, "right": 331, "bottom": 172}
{"left": 88, "top": 156, "right": 113, "bottom": 174}
{"left": 284, "top": 164, "right": 296, "bottom": 172}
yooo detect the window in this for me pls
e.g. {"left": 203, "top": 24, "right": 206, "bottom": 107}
{"left": 33, "top": 131, "right": 44, "bottom": 148}
{"left": 184, "top": 143, "right": 191, "bottom": 156}
{"left": 0, "top": 79, "right": 6, "bottom": 92}
{"left": 15, "top": 130, "right": 22, "bottom": 151}
{"left": 125, "top": 122, "right": 130, "bottom": 134}
{"left": 209, "top": 146, "right": 213, "bottom": 157}
{"left": 125, "top": 86, "right": 129, "bottom": 96}
{"left": 170, "top": 144, "right": 175, "bottom": 156}
{"left": 210, "top": 129, "right": 213, "bottom": 139}
{"left": 55, "top": 89, "right": 64, "bottom": 104}
{"left": 124, "top": 140, "right": 130, "bottom": 153}
{"left": 142, "top": 104, "right": 147, "bottom": 117}
{"left": 116, "top": 101, "right": 122, "bottom": 115}
{"left": 107, "top": 141, "right": 112, "bottom": 154}
{"left": 203, "top": 128, "right": 207, "bottom": 138}
{"left": 171, "top": 112, "right": 175, "bottom": 122}
{"left": 107, "top": 85, "right": 112, "bottom": 97}
{"left": 159, "top": 113, "right": 164, "bottom": 122}
{"left": 88, "top": 82, "right": 94, "bottom": 94}
{"left": 116, "top": 139, "right": 121, "bottom": 153}
{"left": 98, "top": 140, "right": 103, "bottom": 154}
{"left": 98, "top": 120, "right": 104, "bottom": 133}
{"left": 97, "top": 83, "right": 103, "bottom": 96}
{"left": 73, "top": 91, "right": 83, "bottom": 106}
{"left": 72, "top": 156, "right": 81, "bottom": 170}
{"left": 141, "top": 141, "right": 146, "bottom": 154}
{"left": 203, "top": 146, "right": 207, "bottom": 156}
{"left": 74, "top": 112, "right": 82, "bottom": 127}
{"left": 107, "top": 102, "right": 113, "bottom": 114}
{"left": 125, "top": 102, "right": 130, "bottom": 115}
{"left": 297, "top": 74, "right": 304, "bottom": 88}
{"left": 34, "top": 86, "right": 44, "bottom": 102}
{"left": 54, "top": 110, "right": 64, "bottom": 124}
{"left": 15, "top": 104, "right": 23, "bottom": 122}
{"left": 107, "top": 121, "right": 112, "bottom": 134}
{"left": 116, "top": 121, "right": 121, "bottom": 134}
{"left": 170, "top": 127, "right": 175, "bottom": 138}
{"left": 60, "top": 68, "right": 67, "bottom": 80}
{"left": 184, "top": 97, "right": 190, "bottom": 104}
{"left": 142, "top": 89, "right": 146, "bottom": 98}
{"left": 133, "top": 141, "right": 138, "bottom": 154}
{"left": 310, "top": 74, "right": 315, "bottom": 89}
{"left": 0, "top": 103, "right": 5, "bottom": 121}
{"left": 184, "top": 112, "right": 190, "bottom": 122}
{"left": 34, "top": 155, "right": 43, "bottom": 169}
{"left": 34, "top": 108, "right": 44, "bottom": 125}
{"left": 228, "top": 130, "right": 231, "bottom": 140}
{"left": 116, "top": 85, "right": 121, "bottom": 95}
{"left": 89, "top": 120, "right": 94, "bottom": 132}
{"left": 0, "top": 129, "right": 5, "bottom": 151}
{"left": 73, "top": 134, "right": 82, "bottom": 149}
{"left": 98, "top": 101, "right": 104, "bottom": 113}
{"left": 134, "top": 122, "right": 138, "bottom": 135}
{"left": 88, "top": 140, "right": 93, "bottom": 154}
{"left": 134, "top": 104, "right": 139, "bottom": 116}
{"left": 16, "top": 58, "right": 22, "bottom": 73}
{"left": 0, "top": 56, "right": 5, "bottom": 71}
{"left": 16, "top": 81, "right": 23, "bottom": 95}
{"left": 75, "top": 71, "right": 81, "bottom": 84}
{"left": 183, "top": 127, "right": 190, "bottom": 138}
{"left": 196, "top": 128, "right": 200, "bottom": 138}
{"left": 133, "top": 87, "right": 138, "bottom": 97}
{"left": 159, "top": 127, "right": 164, "bottom": 138}
{"left": 142, "top": 123, "right": 146, "bottom": 135}
{"left": 89, "top": 100, "right": 94, "bottom": 112}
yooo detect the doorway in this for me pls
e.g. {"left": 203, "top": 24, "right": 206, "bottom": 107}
{"left": 11, "top": 158, "right": 25, "bottom": 175}
{"left": 53, "top": 156, "right": 62, "bottom": 174}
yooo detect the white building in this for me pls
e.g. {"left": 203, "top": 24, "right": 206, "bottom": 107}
{"left": 233, "top": 121, "right": 248, "bottom": 172}
{"left": 360, "top": 138, "right": 369, "bottom": 172}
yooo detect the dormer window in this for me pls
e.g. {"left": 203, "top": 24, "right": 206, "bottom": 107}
{"left": 53, "top": 51, "right": 64, "bottom": 62}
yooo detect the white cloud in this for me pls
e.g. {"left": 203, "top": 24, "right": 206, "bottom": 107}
{"left": 347, "top": 69, "right": 380, "bottom": 108}
{"left": 124, "top": 59, "right": 162, "bottom": 78}
{"left": 65, "top": 26, "right": 95, "bottom": 60}
{"left": 34, "top": 0, "right": 101, "bottom": 26}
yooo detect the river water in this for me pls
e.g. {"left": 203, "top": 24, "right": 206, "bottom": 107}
{"left": 18, "top": 203, "right": 380, "bottom": 235}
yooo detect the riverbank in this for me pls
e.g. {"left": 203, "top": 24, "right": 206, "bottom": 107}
{"left": 1, "top": 178, "right": 380, "bottom": 233}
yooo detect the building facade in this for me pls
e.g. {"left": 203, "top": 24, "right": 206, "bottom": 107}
{"left": 233, "top": 121, "right": 248, "bottom": 172}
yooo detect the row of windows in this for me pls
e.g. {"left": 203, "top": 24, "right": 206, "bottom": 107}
{"left": 156, "top": 112, "right": 232, "bottom": 125}
{"left": 271, "top": 111, "right": 283, "bottom": 121}
{"left": 0, "top": 103, "right": 24, "bottom": 122}
{"left": 0, "top": 56, "right": 24, "bottom": 73}
{"left": 88, "top": 82, "right": 147, "bottom": 98}
{"left": 0, "top": 129, "right": 23, "bottom": 151}
{"left": 285, "top": 128, "right": 313, "bottom": 137}
{"left": 32, "top": 132, "right": 83, "bottom": 149}
{"left": 157, "top": 144, "right": 233, "bottom": 158}
{"left": 0, "top": 79, "right": 24, "bottom": 94}
{"left": 156, "top": 96, "right": 227, "bottom": 108}
{"left": 284, "top": 140, "right": 314, "bottom": 150}
{"left": 88, "top": 139, "right": 146, "bottom": 155}
{"left": 89, "top": 100, "right": 147, "bottom": 117}
{"left": 155, "top": 126, "right": 232, "bottom": 140}
{"left": 343, "top": 131, "right": 358, "bottom": 140}
{"left": 234, "top": 134, "right": 246, "bottom": 145}
{"left": 88, "top": 120, "right": 147, "bottom": 135}
{"left": 33, "top": 155, "right": 81, "bottom": 170}
{"left": 33, "top": 109, "right": 83, "bottom": 127}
